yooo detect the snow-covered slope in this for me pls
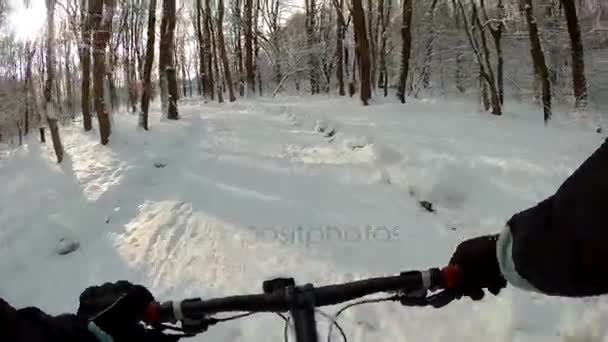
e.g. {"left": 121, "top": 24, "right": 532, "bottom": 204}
{"left": 1, "top": 97, "right": 607, "bottom": 341}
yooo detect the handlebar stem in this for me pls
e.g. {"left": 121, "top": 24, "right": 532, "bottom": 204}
{"left": 288, "top": 284, "right": 319, "bottom": 342}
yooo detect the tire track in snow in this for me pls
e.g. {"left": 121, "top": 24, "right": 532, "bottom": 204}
{"left": 200, "top": 220, "right": 226, "bottom": 290}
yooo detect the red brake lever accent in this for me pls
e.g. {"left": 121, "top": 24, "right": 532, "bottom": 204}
{"left": 145, "top": 302, "right": 161, "bottom": 324}
{"left": 441, "top": 265, "right": 462, "bottom": 290}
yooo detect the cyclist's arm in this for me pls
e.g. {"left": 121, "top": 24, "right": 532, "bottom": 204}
{"left": 1, "top": 297, "right": 181, "bottom": 342}
{"left": 0, "top": 297, "right": 97, "bottom": 342}
{"left": 497, "top": 138, "right": 608, "bottom": 297}
{"left": 0, "top": 298, "right": 18, "bottom": 334}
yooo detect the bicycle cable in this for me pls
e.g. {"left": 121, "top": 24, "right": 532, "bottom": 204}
{"left": 326, "top": 295, "right": 399, "bottom": 342}
{"left": 277, "top": 310, "right": 347, "bottom": 342}
{"left": 316, "top": 309, "right": 348, "bottom": 342}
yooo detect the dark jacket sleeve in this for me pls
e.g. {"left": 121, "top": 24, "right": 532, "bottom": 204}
{"left": 0, "top": 297, "right": 97, "bottom": 342}
{"left": 0, "top": 297, "right": 182, "bottom": 342}
{"left": 0, "top": 298, "right": 19, "bottom": 337}
{"left": 501, "top": 138, "right": 608, "bottom": 297}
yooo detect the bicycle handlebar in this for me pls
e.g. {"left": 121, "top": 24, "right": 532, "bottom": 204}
{"left": 145, "top": 266, "right": 462, "bottom": 324}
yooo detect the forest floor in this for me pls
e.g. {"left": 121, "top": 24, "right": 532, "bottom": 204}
{"left": 1, "top": 95, "right": 607, "bottom": 341}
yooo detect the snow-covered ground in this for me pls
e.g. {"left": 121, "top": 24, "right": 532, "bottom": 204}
{"left": 1, "top": 96, "right": 608, "bottom": 341}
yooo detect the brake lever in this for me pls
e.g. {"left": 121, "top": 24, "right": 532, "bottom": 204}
{"left": 157, "top": 317, "right": 219, "bottom": 336}
{"left": 397, "top": 289, "right": 458, "bottom": 308}
{"left": 426, "top": 289, "right": 458, "bottom": 308}
{"left": 181, "top": 317, "right": 219, "bottom": 334}
{"left": 398, "top": 289, "right": 430, "bottom": 307}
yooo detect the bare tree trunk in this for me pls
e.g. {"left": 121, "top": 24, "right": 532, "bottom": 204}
{"left": 128, "top": 75, "right": 138, "bottom": 113}
{"left": 39, "top": 127, "right": 46, "bottom": 143}
{"left": 257, "top": 67, "right": 263, "bottom": 96}
{"left": 544, "top": 1, "right": 562, "bottom": 95}
{"left": 218, "top": 0, "right": 236, "bottom": 101}
{"left": 19, "top": 49, "right": 29, "bottom": 136}
{"left": 451, "top": 0, "right": 464, "bottom": 94}
{"left": 334, "top": 0, "right": 345, "bottom": 96}
{"left": 244, "top": 0, "right": 255, "bottom": 95}
{"left": 38, "top": 43, "right": 46, "bottom": 87}
{"left": 173, "top": 48, "right": 180, "bottom": 98}
{"left": 421, "top": 0, "right": 439, "bottom": 90}
{"left": 560, "top": 0, "right": 587, "bottom": 110}
{"left": 24, "top": 44, "right": 35, "bottom": 135}
{"left": 55, "top": 55, "right": 63, "bottom": 114}
{"left": 181, "top": 48, "right": 188, "bottom": 98}
{"left": 524, "top": 0, "right": 552, "bottom": 122}
{"left": 195, "top": 58, "right": 202, "bottom": 95}
{"left": 33, "top": 42, "right": 46, "bottom": 142}
{"left": 397, "top": 0, "right": 413, "bottom": 103}
{"left": 194, "top": 57, "right": 203, "bottom": 96}
{"left": 379, "top": 0, "right": 391, "bottom": 97}
{"left": 472, "top": 2, "right": 501, "bottom": 115}
{"left": 480, "top": 0, "right": 504, "bottom": 105}
{"left": 159, "top": 0, "right": 170, "bottom": 111}
{"left": 135, "top": 22, "right": 145, "bottom": 83}
{"left": 495, "top": 4, "right": 504, "bottom": 105}
{"left": 167, "top": 68, "right": 179, "bottom": 118}
{"left": 107, "top": 53, "right": 118, "bottom": 113}
{"left": 81, "top": 0, "right": 93, "bottom": 131}
{"left": 24, "top": 100, "right": 29, "bottom": 136}
{"left": 344, "top": 46, "right": 351, "bottom": 95}
{"left": 481, "top": 68, "right": 490, "bottom": 110}
{"left": 15, "top": 120, "right": 23, "bottom": 146}
{"left": 234, "top": 0, "right": 245, "bottom": 96}
{"left": 209, "top": 14, "right": 224, "bottom": 103}
{"left": 346, "top": 46, "right": 356, "bottom": 97}
{"left": 367, "top": 0, "right": 377, "bottom": 91}
{"left": 495, "top": 32, "right": 504, "bottom": 105}
{"left": 271, "top": 0, "right": 282, "bottom": 87}
{"left": 140, "top": 0, "right": 157, "bottom": 131}
{"left": 456, "top": 0, "right": 501, "bottom": 115}
{"left": 64, "top": 41, "right": 74, "bottom": 118}
{"left": 306, "top": 0, "right": 319, "bottom": 94}
{"left": 128, "top": 3, "right": 141, "bottom": 113}
{"left": 254, "top": 0, "right": 262, "bottom": 96}
{"left": 455, "top": 50, "right": 465, "bottom": 92}
{"left": 196, "top": 0, "right": 210, "bottom": 98}
{"left": 91, "top": 0, "right": 113, "bottom": 144}
{"left": 44, "top": 0, "right": 65, "bottom": 162}
{"left": 351, "top": 0, "right": 371, "bottom": 104}
{"left": 187, "top": 57, "right": 193, "bottom": 97}
{"left": 204, "top": 0, "right": 215, "bottom": 100}
{"left": 160, "top": 0, "right": 179, "bottom": 119}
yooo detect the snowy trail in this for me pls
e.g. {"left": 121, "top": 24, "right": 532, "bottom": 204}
{"left": 1, "top": 97, "right": 608, "bottom": 341}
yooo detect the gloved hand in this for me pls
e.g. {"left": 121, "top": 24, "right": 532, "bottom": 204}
{"left": 77, "top": 281, "right": 157, "bottom": 340}
{"left": 448, "top": 235, "right": 507, "bottom": 300}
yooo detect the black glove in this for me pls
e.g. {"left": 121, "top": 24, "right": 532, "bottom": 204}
{"left": 448, "top": 235, "right": 507, "bottom": 300}
{"left": 77, "top": 281, "right": 159, "bottom": 341}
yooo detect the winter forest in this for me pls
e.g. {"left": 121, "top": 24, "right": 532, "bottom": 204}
{"left": 5, "top": 0, "right": 608, "bottom": 340}
{"left": 1, "top": 0, "right": 608, "bottom": 161}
